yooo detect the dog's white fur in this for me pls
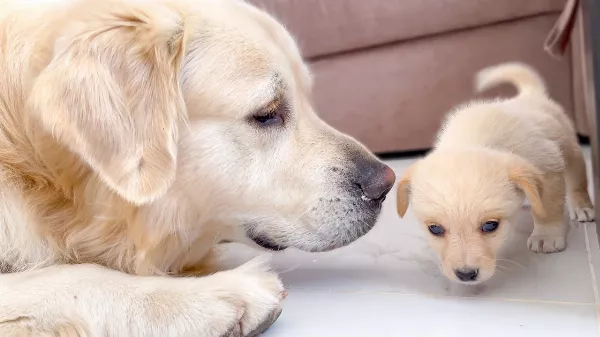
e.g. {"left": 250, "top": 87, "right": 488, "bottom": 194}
{"left": 0, "top": 0, "right": 391, "bottom": 335}
{"left": 397, "top": 62, "right": 595, "bottom": 284}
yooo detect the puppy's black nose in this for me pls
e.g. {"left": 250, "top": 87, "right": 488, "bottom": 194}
{"left": 455, "top": 268, "right": 479, "bottom": 282}
{"left": 354, "top": 158, "right": 395, "bottom": 202}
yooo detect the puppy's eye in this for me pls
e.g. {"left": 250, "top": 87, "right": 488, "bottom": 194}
{"left": 481, "top": 220, "right": 499, "bottom": 233}
{"left": 428, "top": 224, "right": 445, "bottom": 236}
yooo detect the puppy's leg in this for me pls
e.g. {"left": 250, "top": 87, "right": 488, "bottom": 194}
{"left": 528, "top": 172, "right": 567, "bottom": 253}
{"left": 0, "top": 257, "right": 285, "bottom": 337}
{"left": 564, "top": 144, "right": 595, "bottom": 224}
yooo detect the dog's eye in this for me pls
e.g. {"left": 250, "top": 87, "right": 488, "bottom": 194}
{"left": 251, "top": 99, "right": 286, "bottom": 127}
{"left": 253, "top": 111, "right": 283, "bottom": 126}
{"left": 481, "top": 220, "right": 499, "bottom": 233}
{"left": 428, "top": 224, "right": 445, "bottom": 236}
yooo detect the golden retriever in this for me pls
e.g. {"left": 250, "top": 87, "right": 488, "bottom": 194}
{"left": 397, "top": 62, "right": 594, "bottom": 284}
{"left": 0, "top": 0, "right": 396, "bottom": 335}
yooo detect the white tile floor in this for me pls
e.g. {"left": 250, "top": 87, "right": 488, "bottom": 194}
{"left": 224, "top": 149, "right": 600, "bottom": 337}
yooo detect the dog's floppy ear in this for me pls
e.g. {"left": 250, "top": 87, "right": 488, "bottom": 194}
{"left": 508, "top": 159, "right": 545, "bottom": 218}
{"left": 396, "top": 165, "right": 415, "bottom": 218}
{"left": 29, "top": 2, "right": 187, "bottom": 205}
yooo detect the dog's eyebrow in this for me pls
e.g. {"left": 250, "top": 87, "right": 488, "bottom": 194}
{"left": 256, "top": 72, "right": 286, "bottom": 106}
{"left": 270, "top": 72, "right": 285, "bottom": 94}
{"left": 243, "top": 72, "right": 287, "bottom": 118}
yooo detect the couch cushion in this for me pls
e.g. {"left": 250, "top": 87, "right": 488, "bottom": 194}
{"left": 250, "top": 0, "right": 567, "bottom": 59}
{"left": 308, "top": 15, "right": 573, "bottom": 153}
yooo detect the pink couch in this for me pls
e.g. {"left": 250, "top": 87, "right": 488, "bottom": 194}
{"left": 251, "top": 0, "right": 587, "bottom": 153}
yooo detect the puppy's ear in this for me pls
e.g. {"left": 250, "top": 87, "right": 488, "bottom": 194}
{"left": 29, "top": 2, "right": 187, "bottom": 205}
{"left": 396, "top": 165, "right": 415, "bottom": 218}
{"left": 508, "top": 159, "right": 545, "bottom": 217}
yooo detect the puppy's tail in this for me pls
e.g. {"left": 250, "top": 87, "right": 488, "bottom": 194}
{"left": 475, "top": 62, "right": 547, "bottom": 97}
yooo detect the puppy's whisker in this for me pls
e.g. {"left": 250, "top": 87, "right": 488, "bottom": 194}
{"left": 494, "top": 268, "right": 507, "bottom": 277}
{"left": 495, "top": 264, "right": 508, "bottom": 271}
{"left": 497, "top": 258, "right": 526, "bottom": 269}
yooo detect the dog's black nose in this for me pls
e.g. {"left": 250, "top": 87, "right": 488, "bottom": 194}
{"left": 455, "top": 268, "right": 479, "bottom": 282}
{"left": 354, "top": 159, "right": 395, "bottom": 202}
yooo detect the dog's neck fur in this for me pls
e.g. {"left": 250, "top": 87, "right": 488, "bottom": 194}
{"left": 0, "top": 120, "right": 213, "bottom": 275}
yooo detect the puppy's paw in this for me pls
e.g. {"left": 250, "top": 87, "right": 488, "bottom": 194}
{"left": 200, "top": 256, "right": 286, "bottom": 337}
{"left": 527, "top": 233, "right": 566, "bottom": 253}
{"left": 569, "top": 206, "right": 595, "bottom": 225}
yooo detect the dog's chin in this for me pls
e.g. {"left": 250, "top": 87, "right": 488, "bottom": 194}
{"left": 246, "top": 220, "right": 378, "bottom": 253}
{"left": 250, "top": 235, "right": 288, "bottom": 251}
{"left": 243, "top": 195, "right": 384, "bottom": 253}
{"left": 248, "top": 234, "right": 337, "bottom": 253}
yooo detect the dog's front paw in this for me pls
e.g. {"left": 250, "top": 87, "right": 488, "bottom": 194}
{"left": 201, "top": 256, "right": 286, "bottom": 337}
{"left": 569, "top": 206, "right": 595, "bottom": 225}
{"left": 527, "top": 233, "right": 566, "bottom": 253}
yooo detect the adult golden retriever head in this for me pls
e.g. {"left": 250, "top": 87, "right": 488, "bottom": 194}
{"left": 29, "top": 0, "right": 394, "bottom": 254}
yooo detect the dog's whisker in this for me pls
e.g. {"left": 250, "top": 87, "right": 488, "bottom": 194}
{"left": 278, "top": 263, "right": 303, "bottom": 274}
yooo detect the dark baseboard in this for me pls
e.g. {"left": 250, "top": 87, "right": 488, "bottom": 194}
{"left": 376, "top": 148, "right": 430, "bottom": 160}
{"left": 376, "top": 135, "right": 590, "bottom": 160}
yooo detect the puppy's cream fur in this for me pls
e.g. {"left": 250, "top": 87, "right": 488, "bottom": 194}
{"left": 0, "top": 0, "right": 390, "bottom": 335}
{"left": 397, "top": 62, "right": 594, "bottom": 284}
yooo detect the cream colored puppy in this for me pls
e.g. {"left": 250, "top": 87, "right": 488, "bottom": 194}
{"left": 0, "top": 0, "right": 395, "bottom": 335}
{"left": 397, "top": 62, "right": 594, "bottom": 284}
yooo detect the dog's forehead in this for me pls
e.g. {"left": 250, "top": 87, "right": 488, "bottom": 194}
{"left": 208, "top": 0, "right": 312, "bottom": 90}
{"left": 176, "top": 0, "right": 314, "bottom": 121}
{"left": 180, "top": 38, "right": 284, "bottom": 116}
{"left": 184, "top": 5, "right": 309, "bottom": 92}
